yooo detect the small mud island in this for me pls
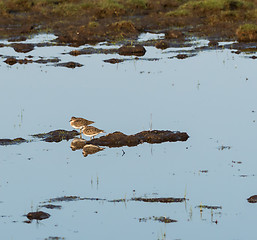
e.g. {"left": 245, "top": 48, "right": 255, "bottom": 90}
{"left": 0, "top": 0, "right": 256, "bottom": 44}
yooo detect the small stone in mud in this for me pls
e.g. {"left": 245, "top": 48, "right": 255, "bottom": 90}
{"left": 26, "top": 211, "right": 50, "bottom": 220}
{"left": 155, "top": 40, "right": 169, "bottom": 49}
{"left": 12, "top": 43, "right": 34, "bottom": 53}
{"left": 4, "top": 57, "right": 18, "bottom": 65}
{"left": 118, "top": 45, "right": 146, "bottom": 56}
{"left": 103, "top": 58, "right": 124, "bottom": 64}
{"left": 247, "top": 195, "right": 257, "bottom": 203}
{"left": 55, "top": 61, "right": 83, "bottom": 68}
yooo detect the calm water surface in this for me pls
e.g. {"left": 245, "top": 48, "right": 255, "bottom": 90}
{"left": 0, "top": 34, "right": 257, "bottom": 239}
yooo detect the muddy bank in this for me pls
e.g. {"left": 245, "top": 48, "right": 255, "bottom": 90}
{"left": 0, "top": 0, "right": 256, "bottom": 45}
{"left": 1, "top": 129, "right": 188, "bottom": 146}
{"left": 88, "top": 130, "right": 189, "bottom": 147}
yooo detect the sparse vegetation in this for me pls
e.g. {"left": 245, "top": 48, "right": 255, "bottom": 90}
{"left": 0, "top": 0, "right": 256, "bottom": 42}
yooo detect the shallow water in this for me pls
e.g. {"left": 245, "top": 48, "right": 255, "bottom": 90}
{"left": 0, "top": 34, "right": 257, "bottom": 239}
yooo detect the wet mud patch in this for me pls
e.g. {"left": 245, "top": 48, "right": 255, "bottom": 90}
{"left": 39, "top": 204, "right": 62, "bottom": 210}
{"left": 138, "top": 216, "right": 177, "bottom": 223}
{"left": 34, "top": 58, "right": 61, "bottom": 64}
{"left": 132, "top": 197, "right": 186, "bottom": 203}
{"left": 69, "top": 47, "right": 118, "bottom": 56}
{"left": 55, "top": 62, "right": 83, "bottom": 68}
{"left": 88, "top": 130, "right": 189, "bottom": 148}
{"left": 32, "top": 130, "right": 79, "bottom": 143}
{"left": 0, "top": 138, "right": 27, "bottom": 146}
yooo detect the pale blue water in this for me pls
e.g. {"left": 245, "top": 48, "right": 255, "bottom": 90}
{"left": 0, "top": 34, "right": 257, "bottom": 240}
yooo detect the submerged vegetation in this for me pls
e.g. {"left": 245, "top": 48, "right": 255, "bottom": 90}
{"left": 0, "top": 0, "right": 256, "bottom": 42}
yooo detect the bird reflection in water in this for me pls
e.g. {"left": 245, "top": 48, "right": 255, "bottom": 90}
{"left": 70, "top": 138, "right": 86, "bottom": 151}
{"left": 82, "top": 144, "right": 105, "bottom": 157}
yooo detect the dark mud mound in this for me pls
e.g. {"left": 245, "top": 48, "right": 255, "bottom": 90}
{"left": 32, "top": 129, "right": 79, "bottom": 142}
{"left": 89, "top": 130, "right": 189, "bottom": 147}
{"left": 132, "top": 197, "right": 186, "bottom": 203}
{"left": 247, "top": 195, "right": 257, "bottom": 203}
{"left": 0, "top": 137, "right": 27, "bottom": 146}
{"left": 26, "top": 211, "right": 50, "bottom": 220}
{"left": 12, "top": 43, "right": 34, "bottom": 53}
{"left": 118, "top": 45, "right": 146, "bottom": 56}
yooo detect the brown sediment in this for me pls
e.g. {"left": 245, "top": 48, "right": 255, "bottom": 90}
{"left": 132, "top": 197, "right": 186, "bottom": 203}
{"left": 0, "top": 137, "right": 27, "bottom": 146}
{"left": 26, "top": 211, "right": 50, "bottom": 220}
{"left": 88, "top": 130, "right": 189, "bottom": 147}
